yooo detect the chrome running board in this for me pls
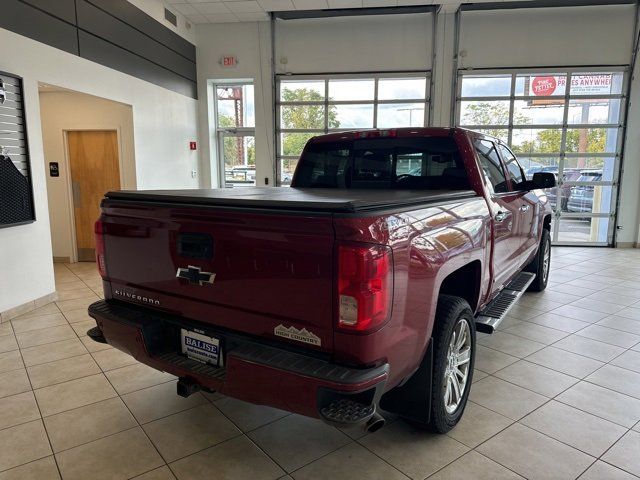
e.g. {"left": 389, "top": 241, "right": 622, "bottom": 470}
{"left": 475, "top": 271, "right": 536, "bottom": 334}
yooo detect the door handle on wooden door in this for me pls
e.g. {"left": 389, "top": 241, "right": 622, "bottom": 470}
{"left": 72, "top": 180, "right": 82, "bottom": 207}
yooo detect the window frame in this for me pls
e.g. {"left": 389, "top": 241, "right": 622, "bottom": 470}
{"left": 211, "top": 80, "right": 256, "bottom": 188}
{"left": 276, "top": 72, "right": 432, "bottom": 186}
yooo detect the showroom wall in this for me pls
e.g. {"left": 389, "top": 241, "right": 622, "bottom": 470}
{"left": 39, "top": 91, "right": 136, "bottom": 261}
{"left": 0, "top": 26, "right": 199, "bottom": 315}
{"left": 457, "top": 5, "right": 634, "bottom": 69}
{"left": 196, "top": 21, "right": 273, "bottom": 188}
{"left": 274, "top": 13, "right": 434, "bottom": 74}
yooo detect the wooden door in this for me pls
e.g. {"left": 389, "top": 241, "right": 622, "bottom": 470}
{"left": 67, "top": 130, "right": 120, "bottom": 262}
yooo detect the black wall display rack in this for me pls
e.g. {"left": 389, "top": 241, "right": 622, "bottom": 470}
{"left": 0, "top": 71, "right": 36, "bottom": 228}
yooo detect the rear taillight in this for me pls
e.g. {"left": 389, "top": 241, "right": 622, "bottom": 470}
{"left": 95, "top": 219, "right": 107, "bottom": 277}
{"left": 337, "top": 243, "right": 393, "bottom": 332}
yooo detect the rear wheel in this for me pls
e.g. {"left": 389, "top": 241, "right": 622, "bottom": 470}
{"left": 526, "top": 228, "right": 551, "bottom": 292}
{"left": 427, "top": 295, "right": 476, "bottom": 433}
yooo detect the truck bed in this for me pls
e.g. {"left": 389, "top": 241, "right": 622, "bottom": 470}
{"left": 105, "top": 187, "right": 479, "bottom": 213}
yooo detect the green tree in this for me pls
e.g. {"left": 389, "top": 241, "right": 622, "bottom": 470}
{"left": 281, "top": 88, "right": 339, "bottom": 157}
{"left": 461, "top": 102, "right": 527, "bottom": 142}
{"left": 463, "top": 102, "right": 607, "bottom": 168}
{"left": 218, "top": 114, "right": 255, "bottom": 170}
{"left": 514, "top": 128, "right": 606, "bottom": 168}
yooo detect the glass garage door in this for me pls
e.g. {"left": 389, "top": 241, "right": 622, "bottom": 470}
{"left": 276, "top": 73, "right": 431, "bottom": 186}
{"left": 456, "top": 69, "right": 627, "bottom": 246}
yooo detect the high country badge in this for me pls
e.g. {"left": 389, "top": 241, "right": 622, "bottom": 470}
{"left": 274, "top": 324, "right": 321, "bottom": 346}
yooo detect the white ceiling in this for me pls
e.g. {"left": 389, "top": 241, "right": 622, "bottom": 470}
{"left": 166, "top": 0, "right": 535, "bottom": 24}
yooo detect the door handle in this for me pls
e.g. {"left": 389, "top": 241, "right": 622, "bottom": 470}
{"left": 520, "top": 205, "right": 531, "bottom": 212}
{"left": 72, "top": 180, "right": 81, "bottom": 208}
{"left": 495, "top": 211, "right": 507, "bottom": 222}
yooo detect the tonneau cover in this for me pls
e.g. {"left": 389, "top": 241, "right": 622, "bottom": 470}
{"left": 105, "top": 187, "right": 478, "bottom": 213}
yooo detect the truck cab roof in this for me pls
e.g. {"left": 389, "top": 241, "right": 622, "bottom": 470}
{"left": 306, "top": 127, "right": 494, "bottom": 145}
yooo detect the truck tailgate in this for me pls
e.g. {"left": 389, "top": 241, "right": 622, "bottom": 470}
{"left": 100, "top": 200, "right": 335, "bottom": 351}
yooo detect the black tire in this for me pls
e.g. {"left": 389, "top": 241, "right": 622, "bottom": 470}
{"left": 526, "top": 228, "right": 551, "bottom": 292}
{"left": 427, "top": 295, "right": 476, "bottom": 433}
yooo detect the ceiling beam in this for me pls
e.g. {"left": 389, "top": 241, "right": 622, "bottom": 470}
{"left": 460, "top": 0, "right": 636, "bottom": 12}
{"left": 272, "top": 5, "right": 437, "bottom": 21}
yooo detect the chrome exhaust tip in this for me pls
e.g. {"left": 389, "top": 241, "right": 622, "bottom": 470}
{"left": 365, "top": 412, "right": 385, "bottom": 433}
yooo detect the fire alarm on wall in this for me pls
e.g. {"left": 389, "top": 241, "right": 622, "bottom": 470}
{"left": 190, "top": 141, "right": 197, "bottom": 150}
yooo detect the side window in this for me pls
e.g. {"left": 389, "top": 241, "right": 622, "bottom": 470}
{"left": 474, "top": 139, "right": 508, "bottom": 193}
{"left": 499, "top": 145, "right": 526, "bottom": 188}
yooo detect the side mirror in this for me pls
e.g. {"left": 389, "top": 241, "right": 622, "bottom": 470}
{"left": 531, "top": 172, "right": 556, "bottom": 189}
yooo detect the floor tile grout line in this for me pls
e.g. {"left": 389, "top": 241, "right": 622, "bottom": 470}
{"left": 487, "top": 312, "right": 630, "bottom": 367}
{"left": 22, "top": 347, "right": 95, "bottom": 369}
{"left": 27, "top": 360, "right": 106, "bottom": 391}
{"left": 488, "top": 359, "right": 582, "bottom": 394}
{"left": 472, "top": 368, "right": 639, "bottom": 432}
{"left": 11, "top": 321, "right": 65, "bottom": 479}
{"left": 208, "top": 400, "right": 331, "bottom": 476}
{"left": 596, "top": 458, "right": 640, "bottom": 479}
{"left": 128, "top": 465, "right": 173, "bottom": 480}
{"left": 484, "top": 308, "right": 640, "bottom": 425}
{"left": 0, "top": 453, "right": 57, "bottom": 477}
{"left": 210, "top": 402, "right": 294, "bottom": 436}
{"left": 67, "top": 301, "right": 174, "bottom": 478}
{"left": 425, "top": 448, "right": 523, "bottom": 480}
{"left": 474, "top": 367, "right": 574, "bottom": 401}
{"left": 550, "top": 395, "right": 639, "bottom": 431}
{"left": 353, "top": 430, "right": 457, "bottom": 480}
{"left": 471, "top": 413, "right": 598, "bottom": 478}
{"left": 31, "top": 379, "right": 119, "bottom": 419}
{"left": 512, "top": 398, "right": 628, "bottom": 460}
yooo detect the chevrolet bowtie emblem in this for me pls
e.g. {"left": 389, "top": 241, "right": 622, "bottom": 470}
{"left": 176, "top": 265, "right": 216, "bottom": 286}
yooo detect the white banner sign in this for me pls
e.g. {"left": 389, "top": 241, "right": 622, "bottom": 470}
{"left": 529, "top": 74, "right": 612, "bottom": 96}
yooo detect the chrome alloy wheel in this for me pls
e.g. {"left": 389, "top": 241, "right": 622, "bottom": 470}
{"left": 443, "top": 318, "right": 472, "bottom": 414}
{"left": 542, "top": 236, "right": 551, "bottom": 283}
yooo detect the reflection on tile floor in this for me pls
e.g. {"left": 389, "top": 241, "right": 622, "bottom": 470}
{"left": 1, "top": 248, "right": 640, "bottom": 479}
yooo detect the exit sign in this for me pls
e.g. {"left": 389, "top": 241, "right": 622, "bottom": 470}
{"left": 221, "top": 56, "right": 237, "bottom": 68}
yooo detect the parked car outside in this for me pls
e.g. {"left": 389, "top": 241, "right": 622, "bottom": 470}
{"left": 547, "top": 169, "right": 581, "bottom": 211}
{"left": 567, "top": 169, "right": 603, "bottom": 214}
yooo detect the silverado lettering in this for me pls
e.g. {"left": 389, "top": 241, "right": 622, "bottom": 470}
{"left": 113, "top": 289, "right": 160, "bottom": 306}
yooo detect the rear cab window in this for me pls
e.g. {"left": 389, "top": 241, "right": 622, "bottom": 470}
{"left": 294, "top": 136, "right": 471, "bottom": 190}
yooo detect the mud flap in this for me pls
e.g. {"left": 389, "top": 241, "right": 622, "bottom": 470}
{"left": 379, "top": 339, "right": 433, "bottom": 424}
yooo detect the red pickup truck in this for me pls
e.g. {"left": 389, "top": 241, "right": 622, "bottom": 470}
{"left": 88, "top": 128, "right": 555, "bottom": 433}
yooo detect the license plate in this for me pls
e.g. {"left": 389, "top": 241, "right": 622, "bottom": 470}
{"left": 180, "top": 329, "right": 222, "bottom": 366}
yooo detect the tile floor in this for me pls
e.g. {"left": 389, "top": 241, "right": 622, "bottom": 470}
{"left": 1, "top": 248, "right": 640, "bottom": 479}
